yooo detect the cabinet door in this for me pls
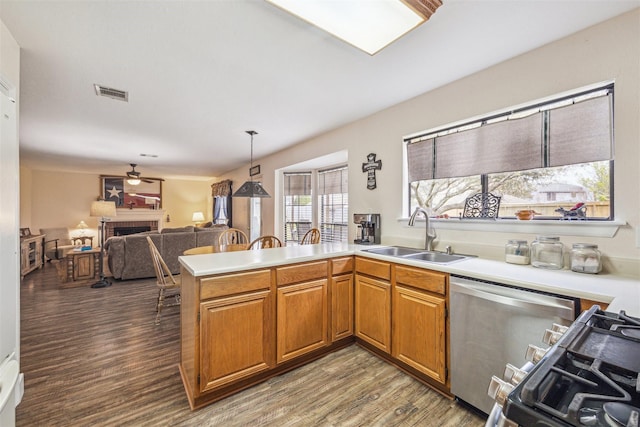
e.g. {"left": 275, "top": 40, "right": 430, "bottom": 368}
{"left": 331, "top": 273, "right": 354, "bottom": 342}
{"left": 392, "top": 285, "right": 447, "bottom": 384}
{"left": 73, "top": 253, "right": 95, "bottom": 280}
{"left": 277, "top": 279, "right": 328, "bottom": 363}
{"left": 355, "top": 274, "right": 391, "bottom": 353}
{"left": 200, "top": 290, "right": 274, "bottom": 392}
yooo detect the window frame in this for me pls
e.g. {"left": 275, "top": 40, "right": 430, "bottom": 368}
{"left": 405, "top": 83, "right": 615, "bottom": 222}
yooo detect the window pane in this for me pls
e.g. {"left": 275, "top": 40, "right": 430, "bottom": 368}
{"left": 318, "top": 167, "right": 349, "bottom": 243}
{"left": 488, "top": 161, "right": 610, "bottom": 219}
{"left": 283, "top": 172, "right": 313, "bottom": 245}
{"left": 411, "top": 176, "right": 482, "bottom": 218}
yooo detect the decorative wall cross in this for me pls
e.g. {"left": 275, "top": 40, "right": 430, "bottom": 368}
{"left": 362, "top": 153, "right": 382, "bottom": 190}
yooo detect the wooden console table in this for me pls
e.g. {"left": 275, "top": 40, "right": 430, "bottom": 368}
{"left": 56, "top": 248, "right": 101, "bottom": 288}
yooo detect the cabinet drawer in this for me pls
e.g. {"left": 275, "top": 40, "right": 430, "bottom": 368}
{"left": 332, "top": 256, "right": 354, "bottom": 275}
{"left": 355, "top": 257, "right": 390, "bottom": 281}
{"left": 394, "top": 265, "right": 447, "bottom": 296}
{"left": 200, "top": 269, "right": 272, "bottom": 300}
{"left": 276, "top": 261, "right": 328, "bottom": 286}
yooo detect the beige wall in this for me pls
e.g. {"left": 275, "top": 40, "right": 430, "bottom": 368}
{"left": 20, "top": 168, "right": 214, "bottom": 237}
{"left": 220, "top": 9, "right": 640, "bottom": 276}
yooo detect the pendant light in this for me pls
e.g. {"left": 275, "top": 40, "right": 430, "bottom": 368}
{"left": 232, "top": 130, "right": 271, "bottom": 198}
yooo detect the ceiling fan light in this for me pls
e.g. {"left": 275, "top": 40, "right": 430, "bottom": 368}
{"left": 126, "top": 178, "right": 141, "bottom": 185}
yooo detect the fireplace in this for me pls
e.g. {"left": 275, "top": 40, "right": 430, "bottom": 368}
{"left": 105, "top": 220, "right": 158, "bottom": 239}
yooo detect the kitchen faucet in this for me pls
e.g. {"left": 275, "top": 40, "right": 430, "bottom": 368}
{"left": 408, "top": 207, "right": 437, "bottom": 251}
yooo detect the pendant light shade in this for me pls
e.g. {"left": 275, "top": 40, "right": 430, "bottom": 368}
{"left": 233, "top": 130, "right": 271, "bottom": 198}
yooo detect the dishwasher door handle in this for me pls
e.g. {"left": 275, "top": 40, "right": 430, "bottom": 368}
{"left": 451, "top": 281, "right": 575, "bottom": 321}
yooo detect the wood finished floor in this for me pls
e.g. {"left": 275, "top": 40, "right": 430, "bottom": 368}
{"left": 18, "top": 264, "right": 486, "bottom": 427}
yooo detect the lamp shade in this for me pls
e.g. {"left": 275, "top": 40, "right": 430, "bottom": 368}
{"left": 192, "top": 211, "right": 205, "bottom": 222}
{"left": 232, "top": 181, "right": 271, "bottom": 198}
{"left": 76, "top": 220, "right": 89, "bottom": 230}
{"left": 90, "top": 200, "right": 117, "bottom": 218}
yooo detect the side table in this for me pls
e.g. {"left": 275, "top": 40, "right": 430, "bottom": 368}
{"left": 56, "top": 248, "right": 101, "bottom": 288}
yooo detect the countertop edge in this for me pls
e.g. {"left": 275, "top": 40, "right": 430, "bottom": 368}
{"left": 179, "top": 244, "right": 640, "bottom": 317}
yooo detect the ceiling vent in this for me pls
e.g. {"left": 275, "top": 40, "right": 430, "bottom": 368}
{"left": 94, "top": 84, "right": 128, "bottom": 102}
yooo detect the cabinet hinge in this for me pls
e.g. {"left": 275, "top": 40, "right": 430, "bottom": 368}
{"left": 445, "top": 307, "right": 448, "bottom": 320}
{"left": 445, "top": 367, "right": 449, "bottom": 380}
{"left": 197, "top": 311, "right": 200, "bottom": 322}
{"left": 197, "top": 374, "right": 200, "bottom": 385}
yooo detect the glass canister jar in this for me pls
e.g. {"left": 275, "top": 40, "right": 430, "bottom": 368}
{"left": 531, "top": 236, "right": 564, "bottom": 269}
{"left": 505, "top": 240, "right": 530, "bottom": 265}
{"left": 570, "top": 243, "right": 602, "bottom": 274}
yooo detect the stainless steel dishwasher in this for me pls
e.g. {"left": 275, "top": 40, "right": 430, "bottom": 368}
{"left": 449, "top": 275, "right": 578, "bottom": 415}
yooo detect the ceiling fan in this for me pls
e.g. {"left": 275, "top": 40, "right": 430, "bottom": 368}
{"left": 125, "top": 163, "right": 153, "bottom": 185}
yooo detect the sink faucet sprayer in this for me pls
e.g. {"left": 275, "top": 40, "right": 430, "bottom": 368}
{"left": 408, "top": 207, "right": 437, "bottom": 251}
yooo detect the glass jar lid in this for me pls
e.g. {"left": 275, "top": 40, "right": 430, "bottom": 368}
{"left": 572, "top": 243, "right": 598, "bottom": 249}
{"left": 535, "top": 236, "right": 560, "bottom": 242}
{"left": 507, "top": 239, "right": 528, "bottom": 244}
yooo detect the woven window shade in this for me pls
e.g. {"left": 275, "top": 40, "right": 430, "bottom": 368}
{"left": 211, "top": 179, "right": 232, "bottom": 197}
{"left": 549, "top": 94, "right": 613, "bottom": 166}
{"left": 435, "top": 112, "right": 543, "bottom": 178}
{"left": 407, "top": 138, "right": 434, "bottom": 182}
{"left": 284, "top": 173, "right": 311, "bottom": 196}
{"left": 318, "top": 167, "right": 348, "bottom": 195}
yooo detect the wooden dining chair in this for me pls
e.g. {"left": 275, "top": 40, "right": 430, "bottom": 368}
{"left": 300, "top": 228, "right": 321, "bottom": 245}
{"left": 218, "top": 228, "right": 249, "bottom": 246}
{"left": 146, "top": 236, "right": 181, "bottom": 325}
{"left": 248, "top": 235, "right": 282, "bottom": 250}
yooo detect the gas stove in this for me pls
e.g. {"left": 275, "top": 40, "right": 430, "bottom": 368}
{"left": 489, "top": 306, "right": 640, "bottom": 427}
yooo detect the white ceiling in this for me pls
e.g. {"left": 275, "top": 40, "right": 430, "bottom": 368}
{"left": 1, "top": 0, "right": 638, "bottom": 180}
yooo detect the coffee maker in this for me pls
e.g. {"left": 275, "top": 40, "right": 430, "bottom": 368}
{"left": 353, "top": 213, "right": 381, "bottom": 245}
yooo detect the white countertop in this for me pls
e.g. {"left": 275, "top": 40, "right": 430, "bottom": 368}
{"left": 179, "top": 243, "right": 640, "bottom": 317}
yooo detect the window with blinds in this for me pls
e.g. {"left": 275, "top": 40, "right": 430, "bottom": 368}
{"left": 283, "top": 172, "right": 312, "bottom": 245}
{"left": 318, "top": 166, "right": 349, "bottom": 243}
{"left": 406, "top": 84, "right": 614, "bottom": 220}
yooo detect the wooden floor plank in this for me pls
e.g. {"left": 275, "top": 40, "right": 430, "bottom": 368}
{"left": 17, "top": 264, "right": 486, "bottom": 426}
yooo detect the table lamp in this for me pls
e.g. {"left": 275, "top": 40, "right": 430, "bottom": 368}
{"left": 192, "top": 211, "right": 205, "bottom": 226}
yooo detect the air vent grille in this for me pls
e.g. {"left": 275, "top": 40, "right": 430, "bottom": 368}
{"left": 94, "top": 84, "right": 128, "bottom": 102}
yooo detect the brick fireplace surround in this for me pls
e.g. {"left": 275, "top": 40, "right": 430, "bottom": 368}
{"left": 103, "top": 209, "right": 166, "bottom": 239}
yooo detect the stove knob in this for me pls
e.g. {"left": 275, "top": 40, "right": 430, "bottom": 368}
{"left": 488, "top": 376, "right": 514, "bottom": 407}
{"left": 543, "top": 328, "right": 564, "bottom": 345}
{"left": 551, "top": 323, "right": 569, "bottom": 334}
{"left": 504, "top": 363, "right": 528, "bottom": 385}
{"left": 525, "top": 344, "right": 548, "bottom": 364}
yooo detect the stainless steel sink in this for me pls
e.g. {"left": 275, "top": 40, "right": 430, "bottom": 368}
{"left": 402, "top": 251, "right": 468, "bottom": 264}
{"left": 361, "top": 246, "right": 471, "bottom": 264}
{"left": 361, "top": 246, "right": 425, "bottom": 257}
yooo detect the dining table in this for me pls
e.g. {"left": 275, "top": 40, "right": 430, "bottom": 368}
{"left": 183, "top": 244, "right": 248, "bottom": 255}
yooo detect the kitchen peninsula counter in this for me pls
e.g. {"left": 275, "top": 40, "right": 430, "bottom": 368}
{"left": 178, "top": 243, "right": 638, "bottom": 410}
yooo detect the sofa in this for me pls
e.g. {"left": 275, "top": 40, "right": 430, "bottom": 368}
{"left": 105, "top": 224, "right": 228, "bottom": 280}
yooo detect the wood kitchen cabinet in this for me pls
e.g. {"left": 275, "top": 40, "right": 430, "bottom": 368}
{"left": 355, "top": 257, "right": 391, "bottom": 353}
{"left": 393, "top": 265, "right": 448, "bottom": 385}
{"left": 276, "top": 261, "right": 329, "bottom": 363}
{"left": 180, "top": 256, "right": 355, "bottom": 410}
{"left": 180, "top": 268, "right": 275, "bottom": 404}
{"left": 331, "top": 257, "right": 354, "bottom": 342}
{"left": 200, "top": 289, "right": 273, "bottom": 391}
